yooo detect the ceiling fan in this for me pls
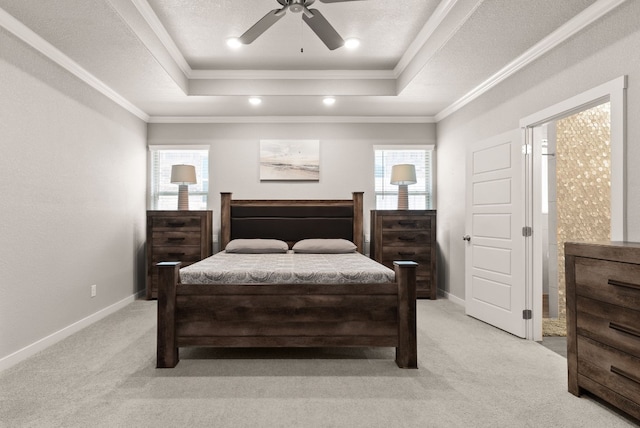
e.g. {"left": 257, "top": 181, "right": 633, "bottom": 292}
{"left": 237, "top": 0, "right": 365, "bottom": 50}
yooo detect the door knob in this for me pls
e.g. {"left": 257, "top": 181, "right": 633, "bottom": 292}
{"left": 463, "top": 235, "right": 471, "bottom": 242}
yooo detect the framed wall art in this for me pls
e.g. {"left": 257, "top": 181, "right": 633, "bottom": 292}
{"left": 259, "top": 139, "right": 320, "bottom": 181}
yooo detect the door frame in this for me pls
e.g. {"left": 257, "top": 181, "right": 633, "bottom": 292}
{"left": 519, "top": 75, "right": 627, "bottom": 341}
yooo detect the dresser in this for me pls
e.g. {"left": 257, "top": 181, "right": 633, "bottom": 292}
{"left": 146, "top": 210, "right": 213, "bottom": 299}
{"left": 370, "top": 210, "right": 437, "bottom": 299}
{"left": 565, "top": 241, "right": 640, "bottom": 421}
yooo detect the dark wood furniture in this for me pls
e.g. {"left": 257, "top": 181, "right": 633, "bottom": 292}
{"left": 370, "top": 210, "right": 437, "bottom": 299}
{"left": 146, "top": 210, "right": 212, "bottom": 299}
{"left": 565, "top": 241, "right": 640, "bottom": 421}
{"left": 156, "top": 192, "right": 418, "bottom": 369}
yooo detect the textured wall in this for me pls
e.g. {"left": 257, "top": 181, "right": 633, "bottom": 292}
{"left": 555, "top": 103, "right": 611, "bottom": 317}
{"left": 148, "top": 122, "right": 436, "bottom": 252}
{"left": 436, "top": 0, "right": 640, "bottom": 301}
{"left": 0, "top": 28, "right": 147, "bottom": 365}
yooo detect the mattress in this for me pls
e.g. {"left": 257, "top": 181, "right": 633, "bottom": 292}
{"left": 179, "top": 251, "right": 396, "bottom": 284}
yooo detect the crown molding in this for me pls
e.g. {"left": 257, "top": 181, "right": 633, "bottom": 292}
{"left": 0, "top": 6, "right": 149, "bottom": 122}
{"left": 435, "top": 0, "right": 627, "bottom": 121}
{"left": 148, "top": 116, "right": 436, "bottom": 124}
{"left": 394, "top": 0, "right": 459, "bottom": 76}
{"left": 130, "top": 0, "right": 191, "bottom": 76}
{"left": 189, "top": 69, "right": 395, "bottom": 80}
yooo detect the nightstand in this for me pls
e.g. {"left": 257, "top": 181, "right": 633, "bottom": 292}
{"left": 370, "top": 210, "right": 437, "bottom": 299}
{"left": 146, "top": 210, "right": 212, "bottom": 299}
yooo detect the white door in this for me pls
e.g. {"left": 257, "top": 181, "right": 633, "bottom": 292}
{"left": 465, "top": 129, "right": 527, "bottom": 338}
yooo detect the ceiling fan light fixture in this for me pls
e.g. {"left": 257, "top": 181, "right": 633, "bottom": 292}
{"left": 226, "top": 37, "right": 242, "bottom": 49}
{"left": 248, "top": 97, "right": 262, "bottom": 106}
{"left": 323, "top": 96, "right": 336, "bottom": 106}
{"left": 344, "top": 38, "right": 360, "bottom": 49}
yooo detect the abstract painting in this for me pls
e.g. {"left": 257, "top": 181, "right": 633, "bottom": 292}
{"left": 260, "top": 140, "right": 320, "bottom": 181}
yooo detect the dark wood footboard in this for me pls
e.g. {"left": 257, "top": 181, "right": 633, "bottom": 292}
{"left": 156, "top": 261, "right": 418, "bottom": 369}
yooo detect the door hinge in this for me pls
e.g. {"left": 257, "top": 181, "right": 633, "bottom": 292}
{"left": 523, "top": 309, "right": 532, "bottom": 320}
{"left": 522, "top": 226, "right": 532, "bottom": 237}
{"left": 522, "top": 143, "right": 531, "bottom": 155}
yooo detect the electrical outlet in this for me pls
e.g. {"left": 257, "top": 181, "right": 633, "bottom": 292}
{"left": 90, "top": 284, "right": 97, "bottom": 298}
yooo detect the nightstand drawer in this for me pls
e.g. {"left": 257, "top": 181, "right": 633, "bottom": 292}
{"left": 574, "top": 257, "right": 640, "bottom": 310}
{"left": 577, "top": 336, "right": 640, "bottom": 406}
{"left": 381, "top": 216, "right": 431, "bottom": 231}
{"left": 381, "top": 230, "right": 431, "bottom": 246}
{"left": 577, "top": 296, "right": 640, "bottom": 359}
{"left": 152, "top": 231, "right": 202, "bottom": 246}
{"left": 152, "top": 246, "right": 203, "bottom": 263}
{"left": 382, "top": 246, "right": 429, "bottom": 264}
{"left": 152, "top": 216, "right": 204, "bottom": 230}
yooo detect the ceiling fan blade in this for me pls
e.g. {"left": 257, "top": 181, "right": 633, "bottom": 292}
{"left": 318, "top": 0, "right": 367, "bottom": 3}
{"left": 302, "top": 9, "right": 344, "bottom": 50}
{"left": 238, "top": 9, "right": 285, "bottom": 44}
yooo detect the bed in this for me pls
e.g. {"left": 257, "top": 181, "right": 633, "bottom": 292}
{"left": 156, "top": 192, "right": 418, "bottom": 369}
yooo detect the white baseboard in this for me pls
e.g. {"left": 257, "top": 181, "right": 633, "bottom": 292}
{"left": 440, "top": 289, "right": 465, "bottom": 307}
{"left": 0, "top": 291, "right": 143, "bottom": 372}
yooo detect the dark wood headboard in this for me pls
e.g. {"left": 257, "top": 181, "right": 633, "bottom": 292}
{"left": 220, "top": 192, "right": 364, "bottom": 253}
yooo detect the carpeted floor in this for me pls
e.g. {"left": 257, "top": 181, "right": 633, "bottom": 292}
{"left": 0, "top": 299, "right": 636, "bottom": 427}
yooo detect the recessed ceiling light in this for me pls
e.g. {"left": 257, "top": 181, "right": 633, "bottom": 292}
{"left": 249, "top": 97, "right": 262, "bottom": 106}
{"left": 323, "top": 96, "right": 336, "bottom": 106}
{"left": 344, "top": 38, "right": 360, "bottom": 49}
{"left": 226, "top": 37, "right": 242, "bottom": 49}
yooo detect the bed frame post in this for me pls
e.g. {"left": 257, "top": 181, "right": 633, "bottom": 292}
{"left": 157, "top": 261, "right": 180, "bottom": 368}
{"left": 352, "top": 192, "right": 364, "bottom": 253}
{"left": 220, "top": 192, "right": 232, "bottom": 250}
{"left": 394, "top": 261, "right": 418, "bottom": 368}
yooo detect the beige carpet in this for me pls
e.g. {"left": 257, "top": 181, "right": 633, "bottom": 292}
{"left": 0, "top": 299, "right": 635, "bottom": 427}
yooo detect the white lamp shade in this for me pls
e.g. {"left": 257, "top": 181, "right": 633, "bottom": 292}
{"left": 171, "top": 164, "right": 197, "bottom": 184}
{"left": 390, "top": 164, "right": 417, "bottom": 185}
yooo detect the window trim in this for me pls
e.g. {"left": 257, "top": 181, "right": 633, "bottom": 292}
{"left": 148, "top": 145, "right": 210, "bottom": 210}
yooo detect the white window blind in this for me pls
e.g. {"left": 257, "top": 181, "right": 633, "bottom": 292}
{"left": 374, "top": 147, "right": 433, "bottom": 210}
{"left": 149, "top": 147, "right": 209, "bottom": 210}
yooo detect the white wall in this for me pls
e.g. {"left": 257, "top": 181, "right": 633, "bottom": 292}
{"left": 436, "top": 1, "right": 640, "bottom": 300}
{"left": 0, "top": 28, "right": 147, "bottom": 368}
{"left": 147, "top": 122, "right": 436, "bottom": 251}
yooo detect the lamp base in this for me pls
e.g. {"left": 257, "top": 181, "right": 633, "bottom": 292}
{"left": 397, "top": 184, "right": 409, "bottom": 210}
{"left": 177, "top": 185, "right": 189, "bottom": 210}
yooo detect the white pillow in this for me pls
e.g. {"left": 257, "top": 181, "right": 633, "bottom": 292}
{"left": 292, "top": 239, "right": 357, "bottom": 254}
{"left": 225, "top": 239, "right": 289, "bottom": 253}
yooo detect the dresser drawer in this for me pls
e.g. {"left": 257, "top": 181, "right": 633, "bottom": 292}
{"left": 381, "top": 230, "right": 431, "bottom": 247}
{"left": 577, "top": 336, "right": 640, "bottom": 406}
{"left": 381, "top": 216, "right": 431, "bottom": 231}
{"left": 152, "top": 231, "right": 202, "bottom": 247}
{"left": 151, "top": 246, "right": 203, "bottom": 264}
{"left": 574, "top": 257, "right": 640, "bottom": 310}
{"left": 577, "top": 296, "right": 640, "bottom": 359}
{"left": 152, "top": 216, "right": 204, "bottom": 230}
{"left": 382, "top": 246, "right": 429, "bottom": 263}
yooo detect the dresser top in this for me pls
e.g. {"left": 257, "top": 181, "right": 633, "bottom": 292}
{"left": 565, "top": 241, "right": 640, "bottom": 264}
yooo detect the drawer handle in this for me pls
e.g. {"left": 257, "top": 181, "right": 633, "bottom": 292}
{"left": 167, "top": 222, "right": 186, "bottom": 227}
{"left": 398, "top": 221, "right": 417, "bottom": 226}
{"left": 607, "top": 279, "right": 640, "bottom": 291}
{"left": 610, "top": 365, "right": 640, "bottom": 386}
{"left": 167, "top": 237, "right": 186, "bottom": 241}
{"left": 398, "top": 236, "right": 416, "bottom": 242}
{"left": 398, "top": 251, "right": 416, "bottom": 256}
{"left": 167, "top": 252, "right": 185, "bottom": 257}
{"left": 609, "top": 322, "right": 640, "bottom": 339}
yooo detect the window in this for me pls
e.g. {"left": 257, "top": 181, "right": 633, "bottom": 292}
{"left": 374, "top": 146, "right": 433, "bottom": 210}
{"left": 149, "top": 146, "right": 209, "bottom": 210}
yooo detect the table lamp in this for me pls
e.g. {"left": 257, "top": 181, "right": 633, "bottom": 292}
{"left": 390, "top": 164, "right": 417, "bottom": 210}
{"left": 171, "top": 164, "right": 197, "bottom": 210}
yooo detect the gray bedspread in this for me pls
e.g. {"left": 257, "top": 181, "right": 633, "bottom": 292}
{"left": 179, "top": 251, "right": 395, "bottom": 284}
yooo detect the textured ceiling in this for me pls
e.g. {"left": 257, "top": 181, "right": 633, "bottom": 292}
{"left": 0, "top": 0, "right": 604, "bottom": 120}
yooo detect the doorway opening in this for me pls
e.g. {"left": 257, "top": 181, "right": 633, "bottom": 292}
{"left": 534, "top": 103, "right": 611, "bottom": 339}
{"left": 520, "top": 75, "right": 626, "bottom": 341}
